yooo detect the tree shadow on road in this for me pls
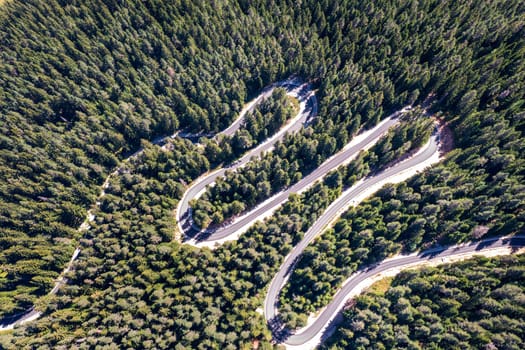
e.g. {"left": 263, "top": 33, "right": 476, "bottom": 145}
{"left": 267, "top": 315, "right": 293, "bottom": 344}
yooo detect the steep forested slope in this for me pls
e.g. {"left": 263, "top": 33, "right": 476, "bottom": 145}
{"left": 0, "top": 0, "right": 323, "bottom": 317}
{"left": 191, "top": 88, "right": 298, "bottom": 228}
{"left": 324, "top": 254, "right": 525, "bottom": 350}
{"left": 0, "top": 0, "right": 523, "bottom": 349}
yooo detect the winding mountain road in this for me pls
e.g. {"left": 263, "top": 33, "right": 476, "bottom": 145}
{"left": 178, "top": 79, "right": 317, "bottom": 242}
{"left": 260, "top": 134, "right": 523, "bottom": 348}
{"left": 269, "top": 235, "right": 525, "bottom": 348}
{"left": 181, "top": 107, "right": 416, "bottom": 246}
{"left": 4, "top": 78, "right": 522, "bottom": 350}
{"left": 1, "top": 78, "right": 308, "bottom": 331}
{"left": 262, "top": 134, "right": 440, "bottom": 346}
{"left": 178, "top": 92, "right": 523, "bottom": 350}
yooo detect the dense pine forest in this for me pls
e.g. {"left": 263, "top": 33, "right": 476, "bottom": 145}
{"left": 324, "top": 254, "right": 525, "bottom": 350}
{"left": 0, "top": 0, "right": 523, "bottom": 349}
{"left": 193, "top": 109, "right": 434, "bottom": 231}
{"left": 192, "top": 88, "right": 298, "bottom": 228}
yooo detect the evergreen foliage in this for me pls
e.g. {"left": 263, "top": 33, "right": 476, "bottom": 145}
{"left": 324, "top": 255, "right": 525, "bottom": 350}
{"left": 0, "top": 0, "right": 523, "bottom": 348}
{"left": 192, "top": 88, "right": 297, "bottom": 228}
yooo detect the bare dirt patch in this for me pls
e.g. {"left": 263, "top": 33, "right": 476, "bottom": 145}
{"left": 435, "top": 116, "right": 454, "bottom": 154}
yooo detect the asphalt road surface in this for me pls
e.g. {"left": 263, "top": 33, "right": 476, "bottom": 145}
{"left": 5, "top": 77, "right": 522, "bottom": 349}
{"left": 0, "top": 77, "right": 310, "bottom": 331}
{"left": 267, "top": 235, "right": 525, "bottom": 347}
{"left": 180, "top": 107, "right": 415, "bottom": 243}
{"left": 178, "top": 80, "right": 318, "bottom": 240}
{"left": 264, "top": 136, "right": 440, "bottom": 338}
{"left": 0, "top": 248, "right": 81, "bottom": 330}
